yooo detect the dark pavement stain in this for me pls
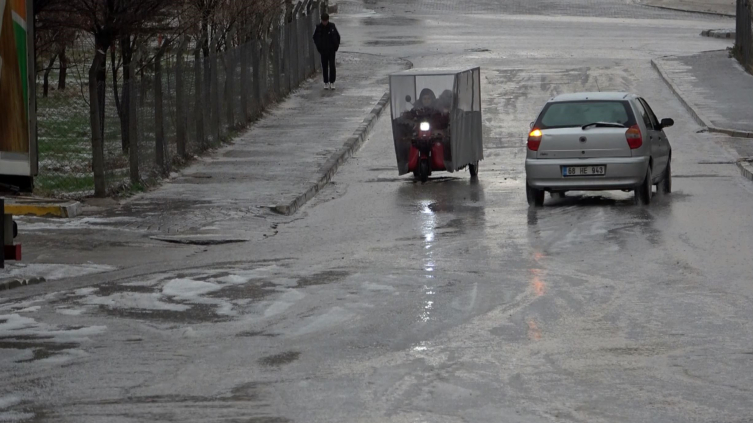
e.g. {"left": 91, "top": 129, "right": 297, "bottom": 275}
{"left": 600, "top": 346, "right": 668, "bottom": 356}
{"left": 207, "top": 280, "right": 276, "bottom": 301}
{"left": 259, "top": 351, "right": 301, "bottom": 367}
{"left": 236, "top": 331, "right": 279, "bottom": 338}
{"left": 96, "top": 284, "right": 157, "bottom": 296}
{"left": 296, "top": 270, "right": 351, "bottom": 288}
{"left": 99, "top": 304, "right": 231, "bottom": 324}
{"left": 0, "top": 340, "right": 80, "bottom": 362}
{"left": 361, "top": 16, "right": 419, "bottom": 26}
{"left": 365, "top": 40, "right": 424, "bottom": 47}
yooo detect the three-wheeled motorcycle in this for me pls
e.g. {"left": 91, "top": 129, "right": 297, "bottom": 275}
{"left": 389, "top": 67, "right": 484, "bottom": 182}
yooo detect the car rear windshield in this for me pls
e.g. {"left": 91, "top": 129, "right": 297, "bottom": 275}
{"left": 536, "top": 100, "right": 636, "bottom": 130}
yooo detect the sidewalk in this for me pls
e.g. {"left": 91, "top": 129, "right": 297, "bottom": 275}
{"left": 652, "top": 50, "right": 753, "bottom": 179}
{"left": 640, "top": 0, "right": 736, "bottom": 16}
{"left": 87, "top": 52, "right": 407, "bottom": 239}
{"left": 2, "top": 52, "right": 407, "bottom": 286}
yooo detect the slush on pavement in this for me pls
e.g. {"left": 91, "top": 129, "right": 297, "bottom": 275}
{"left": 2, "top": 0, "right": 753, "bottom": 422}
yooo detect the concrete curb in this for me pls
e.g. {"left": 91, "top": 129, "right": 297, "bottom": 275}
{"left": 651, "top": 57, "right": 753, "bottom": 140}
{"left": 638, "top": 1, "right": 735, "bottom": 17}
{"left": 3, "top": 199, "right": 82, "bottom": 218}
{"left": 701, "top": 29, "right": 736, "bottom": 39}
{"left": 738, "top": 160, "right": 753, "bottom": 183}
{"left": 0, "top": 277, "right": 47, "bottom": 291}
{"left": 273, "top": 92, "right": 390, "bottom": 215}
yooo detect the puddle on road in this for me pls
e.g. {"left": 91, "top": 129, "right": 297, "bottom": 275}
{"left": 235, "top": 331, "right": 279, "bottom": 338}
{"left": 0, "top": 313, "right": 106, "bottom": 364}
{"left": 365, "top": 39, "right": 424, "bottom": 47}
{"left": 361, "top": 15, "right": 420, "bottom": 26}
{"left": 296, "top": 270, "right": 351, "bottom": 288}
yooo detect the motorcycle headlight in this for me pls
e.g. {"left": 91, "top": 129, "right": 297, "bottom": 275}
{"left": 420, "top": 122, "right": 431, "bottom": 132}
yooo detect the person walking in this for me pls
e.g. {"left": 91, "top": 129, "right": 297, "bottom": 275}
{"left": 313, "top": 13, "right": 341, "bottom": 90}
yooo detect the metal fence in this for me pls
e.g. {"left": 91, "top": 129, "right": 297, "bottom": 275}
{"left": 737, "top": 0, "right": 753, "bottom": 71}
{"left": 35, "top": 1, "right": 324, "bottom": 197}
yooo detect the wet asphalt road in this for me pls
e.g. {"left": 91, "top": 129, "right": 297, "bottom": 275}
{"left": 2, "top": 1, "right": 753, "bottom": 422}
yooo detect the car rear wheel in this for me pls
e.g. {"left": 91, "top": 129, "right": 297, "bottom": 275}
{"left": 527, "top": 183, "right": 545, "bottom": 207}
{"left": 635, "top": 166, "right": 652, "bottom": 205}
{"left": 659, "top": 160, "right": 672, "bottom": 194}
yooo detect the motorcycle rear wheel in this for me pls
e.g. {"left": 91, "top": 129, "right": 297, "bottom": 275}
{"left": 469, "top": 162, "right": 479, "bottom": 178}
{"left": 419, "top": 160, "right": 430, "bottom": 183}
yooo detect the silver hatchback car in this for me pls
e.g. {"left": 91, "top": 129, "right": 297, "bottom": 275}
{"left": 525, "top": 92, "right": 673, "bottom": 206}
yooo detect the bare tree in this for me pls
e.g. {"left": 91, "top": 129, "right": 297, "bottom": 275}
{"left": 41, "top": 0, "right": 184, "bottom": 196}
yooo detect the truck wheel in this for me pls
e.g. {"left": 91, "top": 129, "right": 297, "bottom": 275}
{"left": 635, "top": 166, "right": 652, "bottom": 205}
{"left": 526, "top": 183, "right": 545, "bottom": 207}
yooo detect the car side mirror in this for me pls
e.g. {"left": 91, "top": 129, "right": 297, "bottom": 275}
{"left": 405, "top": 95, "right": 412, "bottom": 103}
{"left": 660, "top": 118, "right": 674, "bottom": 129}
{"left": 530, "top": 122, "right": 534, "bottom": 129}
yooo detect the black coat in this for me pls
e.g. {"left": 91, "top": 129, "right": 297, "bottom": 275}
{"left": 313, "top": 23, "right": 341, "bottom": 56}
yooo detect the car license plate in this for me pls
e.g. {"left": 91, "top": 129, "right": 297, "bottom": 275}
{"left": 562, "top": 165, "right": 606, "bottom": 177}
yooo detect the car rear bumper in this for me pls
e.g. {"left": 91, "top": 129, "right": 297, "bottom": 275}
{"left": 525, "top": 156, "right": 649, "bottom": 191}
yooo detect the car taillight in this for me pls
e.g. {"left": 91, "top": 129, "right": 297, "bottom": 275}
{"left": 625, "top": 125, "right": 642, "bottom": 149}
{"left": 528, "top": 129, "right": 542, "bottom": 151}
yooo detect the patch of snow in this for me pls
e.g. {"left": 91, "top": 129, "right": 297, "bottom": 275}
{"left": 0, "top": 412, "right": 35, "bottom": 421}
{"left": 15, "top": 306, "right": 41, "bottom": 314}
{"left": 36, "top": 348, "right": 89, "bottom": 365}
{"left": 162, "top": 279, "right": 236, "bottom": 316}
{"left": 122, "top": 275, "right": 171, "bottom": 287}
{"left": 0, "top": 299, "right": 42, "bottom": 313}
{"left": 72, "top": 288, "right": 98, "bottom": 297}
{"left": 5, "top": 264, "right": 116, "bottom": 281}
{"left": 291, "top": 307, "right": 356, "bottom": 336}
{"left": 232, "top": 265, "right": 283, "bottom": 280}
{"left": 264, "top": 290, "right": 305, "bottom": 318}
{"left": 0, "top": 349, "right": 34, "bottom": 364}
{"left": 162, "top": 278, "right": 223, "bottom": 299}
{"left": 0, "top": 396, "right": 21, "bottom": 410}
{"left": 82, "top": 293, "right": 189, "bottom": 312}
{"left": 181, "top": 327, "right": 198, "bottom": 338}
{"left": 55, "top": 308, "right": 87, "bottom": 316}
{"left": 16, "top": 214, "right": 145, "bottom": 234}
{"left": 363, "top": 281, "right": 396, "bottom": 292}
{"left": 0, "top": 313, "right": 106, "bottom": 347}
{"left": 0, "top": 314, "right": 38, "bottom": 332}
{"left": 215, "top": 274, "right": 251, "bottom": 285}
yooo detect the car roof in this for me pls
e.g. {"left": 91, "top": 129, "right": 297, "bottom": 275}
{"left": 549, "top": 92, "right": 636, "bottom": 102}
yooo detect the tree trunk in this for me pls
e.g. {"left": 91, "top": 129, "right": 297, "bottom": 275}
{"left": 154, "top": 50, "right": 167, "bottom": 175}
{"left": 194, "top": 47, "right": 206, "bottom": 149}
{"left": 119, "top": 37, "right": 133, "bottom": 154}
{"left": 58, "top": 45, "right": 67, "bottom": 90}
{"left": 225, "top": 49, "right": 235, "bottom": 129}
{"left": 175, "top": 42, "right": 187, "bottom": 158}
{"left": 128, "top": 53, "right": 139, "bottom": 185}
{"left": 201, "top": 15, "right": 211, "bottom": 59}
{"left": 97, "top": 50, "right": 107, "bottom": 145}
{"left": 89, "top": 50, "right": 107, "bottom": 197}
{"left": 43, "top": 55, "right": 57, "bottom": 97}
{"left": 112, "top": 47, "right": 120, "bottom": 115}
